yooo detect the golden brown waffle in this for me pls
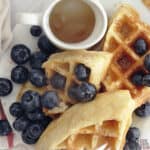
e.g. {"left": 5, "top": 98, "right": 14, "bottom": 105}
{"left": 36, "top": 90, "right": 135, "bottom": 150}
{"left": 142, "top": 0, "right": 150, "bottom": 9}
{"left": 103, "top": 4, "right": 150, "bottom": 107}
{"left": 42, "top": 50, "right": 112, "bottom": 114}
{"left": 18, "top": 50, "right": 112, "bottom": 116}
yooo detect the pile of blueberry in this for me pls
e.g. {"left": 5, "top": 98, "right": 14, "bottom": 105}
{"left": 124, "top": 127, "right": 141, "bottom": 150}
{"left": 0, "top": 25, "right": 58, "bottom": 97}
{"left": 48, "top": 60, "right": 97, "bottom": 102}
{"left": 131, "top": 38, "right": 150, "bottom": 87}
{"left": 10, "top": 27, "right": 58, "bottom": 88}
{"left": 0, "top": 25, "right": 59, "bottom": 142}
{"left": 9, "top": 90, "right": 53, "bottom": 144}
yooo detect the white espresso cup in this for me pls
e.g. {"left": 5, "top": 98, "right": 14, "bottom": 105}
{"left": 17, "top": 0, "right": 108, "bottom": 50}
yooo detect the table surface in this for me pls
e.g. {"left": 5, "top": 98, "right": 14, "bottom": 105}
{"left": 10, "top": 0, "right": 51, "bottom": 28}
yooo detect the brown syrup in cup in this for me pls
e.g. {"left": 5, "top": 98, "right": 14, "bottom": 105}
{"left": 50, "top": 0, "right": 95, "bottom": 43}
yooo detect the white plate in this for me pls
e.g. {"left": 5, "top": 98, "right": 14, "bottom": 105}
{"left": 0, "top": 0, "right": 150, "bottom": 149}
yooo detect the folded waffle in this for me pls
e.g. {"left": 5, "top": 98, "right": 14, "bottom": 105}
{"left": 36, "top": 90, "right": 135, "bottom": 150}
{"left": 103, "top": 4, "right": 150, "bottom": 107}
{"left": 18, "top": 50, "right": 112, "bottom": 116}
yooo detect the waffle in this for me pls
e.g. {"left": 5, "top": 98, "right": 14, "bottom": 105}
{"left": 103, "top": 4, "right": 150, "bottom": 107}
{"left": 18, "top": 50, "right": 112, "bottom": 116}
{"left": 36, "top": 90, "right": 135, "bottom": 150}
{"left": 142, "top": 0, "right": 150, "bottom": 9}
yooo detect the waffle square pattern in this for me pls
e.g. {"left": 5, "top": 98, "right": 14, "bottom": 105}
{"left": 103, "top": 4, "right": 150, "bottom": 106}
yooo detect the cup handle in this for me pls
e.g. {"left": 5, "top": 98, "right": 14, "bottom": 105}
{"left": 16, "top": 13, "right": 43, "bottom": 26}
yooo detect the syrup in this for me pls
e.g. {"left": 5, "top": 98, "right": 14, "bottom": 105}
{"left": 50, "top": 0, "right": 95, "bottom": 43}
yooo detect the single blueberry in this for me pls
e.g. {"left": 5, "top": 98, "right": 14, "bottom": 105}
{"left": 130, "top": 71, "right": 144, "bottom": 86}
{"left": 133, "top": 38, "right": 148, "bottom": 56}
{"left": 38, "top": 35, "right": 57, "bottom": 55}
{"left": 9, "top": 102, "right": 23, "bottom": 117}
{"left": 135, "top": 102, "right": 150, "bottom": 117}
{"left": 0, "top": 120, "right": 12, "bottom": 136}
{"left": 30, "top": 26, "right": 42, "bottom": 37}
{"left": 22, "top": 130, "right": 36, "bottom": 144}
{"left": 39, "top": 116, "right": 52, "bottom": 128}
{"left": 0, "top": 78, "right": 13, "bottom": 96}
{"left": 41, "top": 91, "right": 60, "bottom": 109}
{"left": 144, "top": 54, "right": 150, "bottom": 72}
{"left": 74, "top": 64, "right": 91, "bottom": 81}
{"left": 11, "top": 44, "right": 31, "bottom": 64}
{"left": 143, "top": 74, "right": 150, "bottom": 87}
{"left": 13, "top": 116, "right": 30, "bottom": 132}
{"left": 126, "top": 127, "right": 140, "bottom": 142}
{"left": 21, "top": 90, "right": 41, "bottom": 112}
{"left": 123, "top": 141, "right": 141, "bottom": 150}
{"left": 26, "top": 109, "right": 45, "bottom": 121}
{"left": 68, "top": 82, "right": 96, "bottom": 102}
{"left": 22, "top": 123, "right": 43, "bottom": 144}
{"left": 30, "top": 51, "right": 48, "bottom": 69}
{"left": 29, "top": 69, "right": 47, "bottom": 87}
{"left": 50, "top": 73, "right": 66, "bottom": 89}
{"left": 11, "top": 65, "right": 28, "bottom": 84}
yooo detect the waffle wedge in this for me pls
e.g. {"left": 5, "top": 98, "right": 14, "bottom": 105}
{"left": 18, "top": 50, "right": 112, "bottom": 116}
{"left": 36, "top": 90, "right": 135, "bottom": 150}
{"left": 103, "top": 4, "right": 150, "bottom": 107}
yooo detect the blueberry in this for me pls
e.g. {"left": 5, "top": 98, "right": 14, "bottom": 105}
{"left": 30, "top": 51, "right": 48, "bottom": 69}
{"left": 124, "top": 141, "right": 141, "bottom": 150}
{"left": 30, "top": 26, "right": 42, "bottom": 37}
{"left": 29, "top": 69, "right": 47, "bottom": 87}
{"left": 144, "top": 54, "right": 150, "bottom": 72}
{"left": 126, "top": 127, "right": 140, "bottom": 142}
{"left": 68, "top": 82, "right": 96, "bottom": 102}
{"left": 21, "top": 90, "right": 41, "bottom": 112}
{"left": 11, "top": 44, "right": 31, "bottom": 64}
{"left": 135, "top": 102, "right": 150, "bottom": 117}
{"left": 9, "top": 102, "right": 23, "bottom": 117}
{"left": 130, "top": 71, "right": 144, "bottom": 86}
{"left": 11, "top": 66, "right": 28, "bottom": 84}
{"left": 0, "top": 120, "right": 12, "bottom": 136}
{"left": 40, "top": 116, "right": 52, "bottom": 128}
{"left": 74, "top": 64, "right": 91, "bottom": 81}
{"left": 143, "top": 74, "right": 150, "bottom": 86}
{"left": 50, "top": 73, "right": 66, "bottom": 89}
{"left": 38, "top": 35, "right": 57, "bottom": 55}
{"left": 22, "top": 123, "right": 43, "bottom": 144}
{"left": 13, "top": 116, "right": 30, "bottom": 131}
{"left": 0, "top": 78, "right": 13, "bottom": 96}
{"left": 133, "top": 38, "right": 148, "bottom": 56}
{"left": 41, "top": 91, "right": 60, "bottom": 109}
{"left": 26, "top": 109, "right": 45, "bottom": 121}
